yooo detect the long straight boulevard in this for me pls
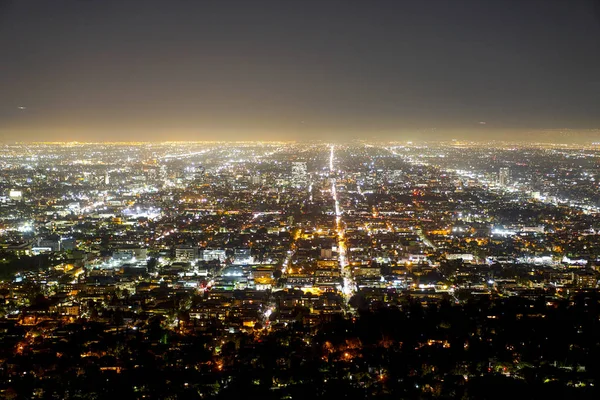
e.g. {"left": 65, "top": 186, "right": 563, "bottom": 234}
{"left": 329, "top": 145, "right": 354, "bottom": 302}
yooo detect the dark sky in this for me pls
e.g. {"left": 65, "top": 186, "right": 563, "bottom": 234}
{"left": 1, "top": 0, "right": 600, "bottom": 142}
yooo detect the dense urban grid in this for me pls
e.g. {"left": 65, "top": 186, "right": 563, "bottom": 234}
{"left": 1, "top": 141, "right": 600, "bottom": 399}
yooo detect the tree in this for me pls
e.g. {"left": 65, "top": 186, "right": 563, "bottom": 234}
{"left": 349, "top": 293, "right": 368, "bottom": 311}
{"left": 147, "top": 257, "right": 158, "bottom": 273}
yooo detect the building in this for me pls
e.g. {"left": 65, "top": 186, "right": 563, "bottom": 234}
{"left": 291, "top": 162, "right": 308, "bottom": 188}
{"left": 175, "top": 246, "right": 199, "bottom": 261}
{"left": 233, "top": 248, "right": 253, "bottom": 264}
{"left": 320, "top": 248, "right": 333, "bottom": 259}
{"left": 9, "top": 189, "right": 22, "bottom": 201}
{"left": 498, "top": 167, "right": 510, "bottom": 187}
{"left": 354, "top": 266, "right": 381, "bottom": 278}
{"left": 37, "top": 237, "right": 61, "bottom": 252}
{"left": 202, "top": 249, "right": 227, "bottom": 263}
{"left": 574, "top": 271, "right": 598, "bottom": 288}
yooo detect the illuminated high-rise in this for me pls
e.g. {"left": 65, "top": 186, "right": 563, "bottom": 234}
{"left": 498, "top": 167, "right": 510, "bottom": 187}
{"left": 291, "top": 161, "right": 308, "bottom": 188}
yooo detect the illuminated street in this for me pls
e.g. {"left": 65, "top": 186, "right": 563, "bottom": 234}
{"left": 329, "top": 145, "right": 354, "bottom": 301}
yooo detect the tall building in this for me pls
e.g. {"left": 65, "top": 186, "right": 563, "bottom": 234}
{"left": 498, "top": 167, "right": 510, "bottom": 187}
{"left": 291, "top": 162, "right": 308, "bottom": 188}
{"left": 159, "top": 165, "right": 168, "bottom": 187}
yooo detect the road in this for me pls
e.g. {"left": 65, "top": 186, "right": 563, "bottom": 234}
{"left": 329, "top": 145, "right": 355, "bottom": 301}
{"left": 416, "top": 228, "right": 437, "bottom": 251}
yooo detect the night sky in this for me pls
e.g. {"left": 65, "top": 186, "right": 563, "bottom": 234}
{"left": 1, "top": 0, "right": 600, "bottom": 142}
